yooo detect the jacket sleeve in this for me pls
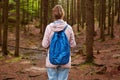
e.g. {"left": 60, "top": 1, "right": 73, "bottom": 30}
{"left": 70, "top": 28, "right": 76, "bottom": 48}
{"left": 42, "top": 25, "right": 50, "bottom": 48}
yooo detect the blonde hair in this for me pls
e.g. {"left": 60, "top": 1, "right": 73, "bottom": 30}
{"left": 52, "top": 5, "right": 65, "bottom": 20}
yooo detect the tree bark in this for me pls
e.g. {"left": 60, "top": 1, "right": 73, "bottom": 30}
{"left": 70, "top": 0, "right": 74, "bottom": 25}
{"left": 81, "top": 0, "right": 86, "bottom": 28}
{"left": 110, "top": 0, "right": 114, "bottom": 38}
{"left": 77, "top": 0, "right": 81, "bottom": 32}
{"left": 15, "top": 0, "right": 20, "bottom": 57}
{"left": 85, "top": 0, "right": 94, "bottom": 63}
{"left": 108, "top": 0, "right": 111, "bottom": 35}
{"left": 118, "top": 0, "right": 120, "bottom": 24}
{"left": 99, "top": 0, "right": 105, "bottom": 41}
{"left": 67, "top": 0, "right": 69, "bottom": 23}
{"left": 42, "top": 0, "right": 49, "bottom": 34}
{"left": 40, "top": 0, "right": 43, "bottom": 34}
{"left": 73, "top": 0, "right": 77, "bottom": 24}
{"left": 0, "top": 0, "right": 2, "bottom": 46}
{"left": 2, "top": 0, "right": 9, "bottom": 56}
{"left": 115, "top": 0, "right": 118, "bottom": 16}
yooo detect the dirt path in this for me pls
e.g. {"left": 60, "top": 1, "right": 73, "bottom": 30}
{"left": 0, "top": 48, "right": 120, "bottom": 80}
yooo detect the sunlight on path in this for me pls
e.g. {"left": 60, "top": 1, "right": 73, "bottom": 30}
{"left": 20, "top": 60, "right": 31, "bottom": 64}
{"left": 25, "top": 66, "right": 46, "bottom": 73}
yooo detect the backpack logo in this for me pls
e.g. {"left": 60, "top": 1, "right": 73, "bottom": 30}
{"left": 49, "top": 25, "right": 70, "bottom": 65}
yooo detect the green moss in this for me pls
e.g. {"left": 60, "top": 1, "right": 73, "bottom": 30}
{"left": 0, "top": 56, "right": 5, "bottom": 60}
{"left": 79, "top": 64, "right": 90, "bottom": 70}
{"left": 5, "top": 57, "right": 22, "bottom": 63}
{"left": 9, "top": 51, "right": 14, "bottom": 56}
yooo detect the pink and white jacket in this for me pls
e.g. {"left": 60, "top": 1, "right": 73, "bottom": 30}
{"left": 42, "top": 19, "right": 76, "bottom": 68}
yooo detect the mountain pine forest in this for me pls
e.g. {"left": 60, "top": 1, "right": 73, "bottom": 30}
{"left": 0, "top": 0, "right": 120, "bottom": 80}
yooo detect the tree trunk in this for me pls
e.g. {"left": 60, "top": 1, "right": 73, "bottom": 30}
{"left": 2, "top": 0, "right": 9, "bottom": 56}
{"left": 31, "top": 0, "right": 34, "bottom": 20}
{"left": 40, "top": 0, "right": 43, "bottom": 34}
{"left": 37, "top": 0, "right": 40, "bottom": 18}
{"left": 77, "top": 0, "right": 81, "bottom": 32}
{"left": 0, "top": 0, "right": 2, "bottom": 46}
{"left": 115, "top": 0, "right": 118, "bottom": 16}
{"left": 42, "top": 0, "right": 49, "bottom": 34}
{"left": 110, "top": 0, "right": 114, "bottom": 38}
{"left": 15, "top": 0, "right": 20, "bottom": 57}
{"left": 108, "top": 0, "right": 111, "bottom": 35}
{"left": 48, "top": 0, "right": 55, "bottom": 23}
{"left": 27, "top": 0, "right": 29, "bottom": 21}
{"left": 103, "top": 0, "right": 106, "bottom": 30}
{"left": 73, "top": 0, "right": 77, "bottom": 24}
{"left": 70, "top": 0, "right": 74, "bottom": 26}
{"left": 99, "top": 0, "right": 105, "bottom": 41}
{"left": 81, "top": 0, "right": 86, "bottom": 28}
{"left": 22, "top": 0, "right": 27, "bottom": 35}
{"left": 118, "top": 0, "right": 120, "bottom": 24}
{"left": 67, "top": 0, "right": 69, "bottom": 23}
{"left": 85, "top": 0, "right": 94, "bottom": 63}
{"left": 95, "top": 0, "right": 100, "bottom": 22}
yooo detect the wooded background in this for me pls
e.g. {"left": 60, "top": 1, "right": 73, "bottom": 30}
{"left": 0, "top": 0, "right": 120, "bottom": 63}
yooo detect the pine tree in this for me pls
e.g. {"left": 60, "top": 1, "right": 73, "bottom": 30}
{"left": 85, "top": 0, "right": 94, "bottom": 63}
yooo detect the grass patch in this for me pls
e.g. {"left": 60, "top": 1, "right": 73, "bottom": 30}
{"left": 0, "top": 56, "right": 5, "bottom": 60}
{"left": 5, "top": 56, "right": 22, "bottom": 63}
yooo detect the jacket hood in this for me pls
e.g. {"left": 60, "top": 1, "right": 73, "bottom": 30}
{"left": 50, "top": 19, "right": 67, "bottom": 32}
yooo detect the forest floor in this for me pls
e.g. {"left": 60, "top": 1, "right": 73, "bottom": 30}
{"left": 0, "top": 23, "right": 120, "bottom": 80}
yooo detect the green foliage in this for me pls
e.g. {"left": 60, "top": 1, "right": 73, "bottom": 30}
{"left": 9, "top": 9, "right": 16, "bottom": 13}
{"left": 20, "top": 0, "right": 40, "bottom": 16}
{"left": 9, "top": 0, "right": 16, "bottom": 5}
{"left": 8, "top": 0, "right": 40, "bottom": 18}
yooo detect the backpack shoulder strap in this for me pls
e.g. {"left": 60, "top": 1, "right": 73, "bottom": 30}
{"left": 63, "top": 25, "right": 68, "bottom": 32}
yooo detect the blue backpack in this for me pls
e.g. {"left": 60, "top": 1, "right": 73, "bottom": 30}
{"left": 49, "top": 25, "right": 70, "bottom": 65}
